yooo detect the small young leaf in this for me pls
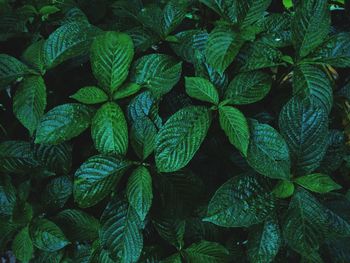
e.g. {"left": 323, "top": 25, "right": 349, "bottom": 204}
{"left": 70, "top": 86, "right": 108, "bottom": 104}
{"left": 295, "top": 173, "right": 342, "bottom": 193}
{"left": 273, "top": 180, "right": 295, "bottom": 198}
{"left": 12, "top": 226, "right": 33, "bottom": 262}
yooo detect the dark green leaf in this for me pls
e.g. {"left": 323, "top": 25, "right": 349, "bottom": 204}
{"left": 0, "top": 54, "right": 29, "bottom": 89}
{"left": 42, "top": 176, "right": 72, "bottom": 209}
{"left": 184, "top": 240, "right": 230, "bottom": 263}
{"left": 131, "top": 117, "right": 157, "bottom": 160}
{"left": 154, "top": 216, "right": 185, "bottom": 249}
{"left": 237, "top": 0, "right": 272, "bottom": 29}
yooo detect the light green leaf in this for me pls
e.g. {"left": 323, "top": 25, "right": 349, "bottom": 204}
{"left": 131, "top": 54, "right": 182, "bottom": 97}
{"left": 0, "top": 54, "right": 29, "bottom": 89}
{"left": 204, "top": 174, "right": 274, "bottom": 227}
{"left": 295, "top": 173, "right": 342, "bottom": 193}
{"left": 184, "top": 240, "right": 230, "bottom": 263}
{"left": 13, "top": 75, "right": 47, "bottom": 135}
{"left": 70, "top": 86, "right": 108, "bottom": 104}
{"left": 22, "top": 40, "right": 46, "bottom": 74}
{"left": 291, "top": 0, "right": 330, "bottom": 58}
{"left": 247, "top": 217, "right": 281, "bottom": 263}
{"left": 127, "top": 166, "right": 153, "bottom": 221}
{"left": 42, "top": 176, "right": 72, "bottom": 209}
{"left": 237, "top": 0, "right": 272, "bottom": 29}
{"left": 155, "top": 106, "right": 212, "bottom": 172}
{"left": 73, "top": 155, "right": 130, "bottom": 208}
{"left": 273, "top": 180, "right": 295, "bottom": 198}
{"left": 35, "top": 103, "right": 94, "bottom": 145}
{"left": 279, "top": 97, "right": 328, "bottom": 176}
{"left": 293, "top": 64, "right": 333, "bottom": 113}
{"left": 91, "top": 102, "right": 128, "bottom": 155}
{"left": 44, "top": 21, "right": 100, "bottom": 69}
{"left": 113, "top": 82, "right": 141, "bottom": 100}
{"left": 12, "top": 226, "right": 33, "bottom": 262}
{"left": 205, "top": 26, "right": 244, "bottom": 74}
{"left": 225, "top": 71, "right": 271, "bottom": 105}
{"left": 100, "top": 197, "right": 143, "bottom": 263}
{"left": 30, "top": 218, "right": 69, "bottom": 252}
{"left": 247, "top": 120, "right": 291, "bottom": 180}
{"left": 185, "top": 77, "right": 219, "bottom": 104}
{"left": 283, "top": 0, "right": 293, "bottom": 9}
{"left": 90, "top": 31, "right": 134, "bottom": 93}
{"left": 218, "top": 106, "right": 249, "bottom": 156}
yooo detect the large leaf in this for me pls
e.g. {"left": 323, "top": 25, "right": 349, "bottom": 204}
{"left": 13, "top": 75, "right": 47, "bottom": 135}
{"left": 35, "top": 103, "right": 94, "bottom": 145}
{"left": 22, "top": 40, "right": 46, "bottom": 74}
{"left": 218, "top": 105, "right": 249, "bottom": 156}
{"left": 308, "top": 33, "right": 350, "bottom": 67}
{"left": 295, "top": 173, "right": 341, "bottom": 194}
{"left": 205, "top": 26, "right": 244, "bottom": 74}
{"left": 131, "top": 54, "right": 182, "bottom": 97}
{"left": 279, "top": 97, "right": 328, "bottom": 175}
{"left": 247, "top": 120, "right": 291, "bottom": 180}
{"left": 127, "top": 166, "right": 153, "bottom": 221}
{"left": 12, "top": 226, "right": 33, "bottom": 262}
{"left": 247, "top": 217, "right": 281, "bottom": 263}
{"left": 70, "top": 86, "right": 108, "bottom": 104}
{"left": 225, "top": 71, "right": 271, "bottom": 105}
{"left": 43, "top": 21, "right": 100, "bottom": 69}
{"left": 161, "top": 1, "right": 187, "bottom": 36}
{"left": 237, "top": 0, "right": 272, "bottom": 28}
{"left": 204, "top": 174, "right": 274, "bottom": 227}
{"left": 91, "top": 102, "right": 128, "bottom": 155}
{"left": 90, "top": 31, "right": 134, "bottom": 93}
{"left": 155, "top": 106, "right": 212, "bottom": 172}
{"left": 29, "top": 219, "right": 69, "bottom": 252}
{"left": 74, "top": 155, "right": 131, "bottom": 208}
{"left": 100, "top": 197, "right": 143, "bottom": 263}
{"left": 291, "top": 0, "right": 330, "bottom": 58}
{"left": 293, "top": 64, "right": 333, "bottom": 113}
{"left": 0, "top": 54, "right": 29, "bottom": 89}
{"left": 185, "top": 77, "right": 219, "bottom": 104}
{"left": 184, "top": 240, "right": 230, "bottom": 263}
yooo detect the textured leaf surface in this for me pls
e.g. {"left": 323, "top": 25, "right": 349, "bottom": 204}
{"left": 273, "top": 180, "right": 295, "bottom": 198}
{"left": 35, "top": 103, "right": 94, "bottom": 145}
{"left": 247, "top": 120, "right": 291, "bottom": 179}
{"left": 131, "top": 54, "right": 182, "bottom": 97}
{"left": 161, "top": 1, "right": 187, "bottom": 36}
{"left": 279, "top": 97, "right": 328, "bottom": 175}
{"left": 113, "top": 82, "right": 141, "bottom": 100}
{"left": 0, "top": 179, "right": 16, "bottom": 216}
{"left": 42, "top": 176, "right": 72, "bottom": 209}
{"left": 30, "top": 219, "right": 69, "bottom": 252}
{"left": 100, "top": 197, "right": 143, "bottom": 263}
{"left": 155, "top": 106, "right": 211, "bottom": 172}
{"left": 90, "top": 31, "right": 134, "bottom": 93}
{"left": 22, "top": 40, "right": 46, "bottom": 74}
{"left": 70, "top": 86, "right": 108, "bottom": 104}
{"left": 12, "top": 226, "right": 33, "bottom": 262}
{"left": 74, "top": 155, "right": 130, "bottom": 208}
{"left": 154, "top": 216, "right": 186, "bottom": 249}
{"left": 219, "top": 106, "right": 249, "bottom": 156}
{"left": 127, "top": 166, "right": 153, "bottom": 221}
{"left": 199, "top": 0, "right": 237, "bottom": 23}
{"left": 91, "top": 102, "right": 128, "bottom": 155}
{"left": 185, "top": 77, "right": 219, "bottom": 104}
{"left": 237, "top": 0, "right": 272, "bottom": 28}
{"left": 295, "top": 173, "right": 341, "bottom": 193}
{"left": 13, "top": 75, "right": 47, "bottom": 135}
{"left": 0, "top": 54, "right": 29, "bottom": 89}
{"left": 184, "top": 240, "right": 230, "bottom": 263}
{"left": 225, "top": 71, "right": 271, "bottom": 105}
{"left": 204, "top": 174, "right": 274, "bottom": 227}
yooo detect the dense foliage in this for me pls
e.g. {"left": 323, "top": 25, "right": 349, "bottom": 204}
{"left": 1, "top": 0, "right": 350, "bottom": 262}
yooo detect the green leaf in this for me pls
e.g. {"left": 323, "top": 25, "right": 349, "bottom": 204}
{"left": 295, "top": 173, "right": 342, "bottom": 193}
{"left": 42, "top": 176, "right": 72, "bottom": 209}
{"left": 30, "top": 218, "right": 69, "bottom": 252}
{"left": 293, "top": 64, "right": 333, "bottom": 113}
{"left": 70, "top": 86, "right": 108, "bottom": 104}
{"left": 91, "top": 102, "right": 128, "bottom": 155}
{"left": 205, "top": 26, "right": 244, "bottom": 74}
{"left": 113, "top": 82, "right": 141, "bottom": 100}
{"left": 100, "top": 197, "right": 143, "bottom": 263}
{"left": 13, "top": 75, "right": 47, "bottom": 135}
{"left": 291, "top": 0, "right": 330, "bottom": 58}
{"left": 54, "top": 209, "right": 100, "bottom": 242}
{"left": 218, "top": 106, "right": 250, "bottom": 156}
{"left": 308, "top": 33, "right": 350, "bottom": 67}
{"left": 185, "top": 77, "right": 219, "bottom": 104}
{"left": 12, "top": 226, "right": 33, "bottom": 262}
{"left": 237, "top": 0, "right": 272, "bottom": 29}
{"left": 283, "top": 0, "right": 293, "bottom": 8}
{"left": 204, "top": 174, "right": 274, "bottom": 227}
{"left": 279, "top": 97, "right": 328, "bottom": 175}
{"left": 247, "top": 120, "right": 291, "bottom": 180}
{"left": 155, "top": 106, "right": 212, "bottom": 172}
{"left": 0, "top": 141, "right": 38, "bottom": 173}
{"left": 73, "top": 155, "right": 131, "bottom": 208}
{"left": 199, "top": 0, "right": 237, "bottom": 23}
{"left": 90, "top": 31, "right": 134, "bottom": 93}
{"left": 44, "top": 21, "right": 100, "bottom": 69}
{"left": 130, "top": 117, "right": 157, "bottom": 160}
{"left": 161, "top": 1, "right": 187, "bottom": 37}
{"left": 153, "top": 216, "right": 186, "bottom": 249}
{"left": 35, "top": 103, "right": 94, "bottom": 145}
{"left": 224, "top": 71, "right": 272, "bottom": 105}
{"left": 247, "top": 217, "right": 281, "bottom": 263}
{"left": 162, "top": 253, "right": 182, "bottom": 263}
{"left": 127, "top": 166, "right": 153, "bottom": 221}
{"left": 131, "top": 54, "right": 182, "bottom": 97}
{"left": 184, "top": 240, "right": 230, "bottom": 263}
{"left": 0, "top": 54, "right": 29, "bottom": 89}
{"left": 273, "top": 180, "right": 295, "bottom": 198}
{"left": 32, "top": 250, "right": 64, "bottom": 263}
{"left": 0, "top": 177, "right": 16, "bottom": 216}
{"left": 22, "top": 40, "right": 46, "bottom": 74}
